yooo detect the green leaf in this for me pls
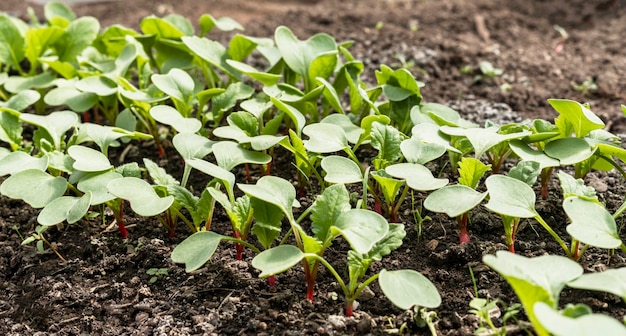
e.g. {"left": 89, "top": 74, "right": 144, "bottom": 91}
{"left": 172, "top": 133, "right": 215, "bottom": 161}
{"left": 544, "top": 138, "right": 595, "bottom": 165}
{"left": 68, "top": 145, "right": 112, "bottom": 172}
{"left": 484, "top": 175, "right": 537, "bottom": 218}
{"left": 38, "top": 191, "right": 92, "bottom": 226}
{"left": 211, "top": 82, "right": 254, "bottom": 122}
{"left": 400, "top": 138, "right": 446, "bottom": 165}
{"left": 483, "top": 251, "right": 583, "bottom": 336}
{"left": 252, "top": 245, "right": 305, "bottom": 278}
{"left": 366, "top": 223, "right": 406, "bottom": 260}
{"left": 0, "top": 110, "right": 22, "bottom": 148}
{"left": 440, "top": 126, "right": 531, "bottom": 159}
{"left": 458, "top": 157, "right": 491, "bottom": 189}
{"left": 270, "top": 96, "right": 306, "bottom": 136}
{"left": 371, "top": 122, "right": 403, "bottom": 168}
{"left": 238, "top": 176, "right": 297, "bottom": 222}
{"left": 534, "top": 302, "right": 626, "bottom": 336}
{"left": 508, "top": 160, "right": 541, "bottom": 186}
{"left": 558, "top": 171, "right": 597, "bottom": 200}
{"left": 212, "top": 141, "right": 271, "bottom": 171}
{"left": 151, "top": 68, "right": 194, "bottom": 106}
{"left": 563, "top": 197, "right": 621, "bottom": 249}
{"left": 187, "top": 159, "right": 235, "bottom": 197}
{"left": 143, "top": 158, "right": 179, "bottom": 186}
{"left": 331, "top": 209, "right": 388, "bottom": 254}
{"left": 303, "top": 123, "right": 348, "bottom": 153}
{"left": 0, "top": 169, "right": 67, "bottom": 208}
{"left": 424, "top": 185, "right": 487, "bottom": 218}
{"left": 371, "top": 170, "right": 405, "bottom": 207}
{"left": 150, "top": 105, "right": 201, "bottom": 133}
{"left": 44, "top": 1, "right": 76, "bottom": 23}
{"left": 250, "top": 197, "right": 284, "bottom": 249}
{"left": 55, "top": 16, "right": 100, "bottom": 63}
{"left": 311, "top": 184, "right": 351, "bottom": 241}
{"left": 274, "top": 25, "right": 337, "bottom": 83}
{"left": 549, "top": 99, "right": 604, "bottom": 138}
{"left": 321, "top": 155, "right": 363, "bottom": 184}
{"left": 379, "top": 269, "right": 441, "bottom": 310}
{"left": 198, "top": 14, "right": 243, "bottom": 36}
{"left": 568, "top": 267, "right": 626, "bottom": 302}
{"left": 4, "top": 72, "right": 56, "bottom": 93}
{"left": 182, "top": 35, "right": 239, "bottom": 78}
{"left": 44, "top": 86, "right": 98, "bottom": 112}
{"left": 385, "top": 163, "right": 449, "bottom": 191}
{"left": 509, "top": 140, "right": 560, "bottom": 169}
{"left": 411, "top": 123, "right": 461, "bottom": 153}
{"left": 140, "top": 15, "right": 185, "bottom": 39}
{"left": 0, "top": 151, "right": 48, "bottom": 176}
{"left": 1, "top": 90, "right": 40, "bottom": 112}
{"left": 107, "top": 177, "right": 174, "bottom": 216}
{"left": 226, "top": 59, "right": 281, "bottom": 86}
{"left": 171, "top": 231, "right": 225, "bottom": 272}
{"left": 76, "top": 170, "right": 122, "bottom": 205}
{"left": 0, "top": 14, "right": 25, "bottom": 70}
{"left": 320, "top": 114, "right": 362, "bottom": 144}
{"left": 75, "top": 76, "right": 118, "bottom": 96}
{"left": 25, "top": 26, "right": 64, "bottom": 69}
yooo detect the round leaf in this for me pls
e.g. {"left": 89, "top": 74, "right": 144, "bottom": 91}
{"left": 0, "top": 151, "right": 48, "bottom": 176}
{"left": 484, "top": 175, "right": 537, "bottom": 218}
{"left": 321, "top": 155, "right": 363, "bottom": 184}
{"left": 332, "top": 209, "right": 388, "bottom": 254}
{"left": 302, "top": 123, "right": 348, "bottom": 153}
{"left": 77, "top": 170, "right": 122, "bottom": 205}
{"left": 238, "top": 176, "right": 296, "bottom": 221}
{"left": 379, "top": 269, "right": 442, "bottom": 310}
{"left": 171, "top": 231, "right": 225, "bottom": 272}
{"left": 563, "top": 197, "right": 621, "bottom": 249}
{"left": 385, "top": 163, "right": 449, "bottom": 191}
{"left": 544, "top": 138, "right": 595, "bottom": 165}
{"left": 424, "top": 185, "right": 487, "bottom": 218}
{"left": 172, "top": 133, "right": 215, "bottom": 160}
{"left": 107, "top": 177, "right": 174, "bottom": 216}
{"left": 75, "top": 76, "right": 117, "bottom": 96}
{"left": 251, "top": 245, "right": 304, "bottom": 278}
{"left": 0, "top": 169, "right": 67, "bottom": 208}
{"left": 150, "top": 105, "right": 202, "bottom": 133}
{"left": 68, "top": 145, "right": 112, "bottom": 172}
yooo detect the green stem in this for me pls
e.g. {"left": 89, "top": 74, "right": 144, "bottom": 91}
{"left": 534, "top": 214, "right": 572, "bottom": 258}
{"left": 220, "top": 236, "right": 261, "bottom": 254}
{"left": 391, "top": 185, "right": 410, "bottom": 222}
{"left": 169, "top": 206, "right": 197, "bottom": 233}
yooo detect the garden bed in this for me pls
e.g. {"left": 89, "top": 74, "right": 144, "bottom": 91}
{"left": 1, "top": 0, "right": 626, "bottom": 335}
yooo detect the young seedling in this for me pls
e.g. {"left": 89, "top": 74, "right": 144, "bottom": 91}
{"left": 252, "top": 221, "right": 441, "bottom": 316}
{"left": 423, "top": 157, "right": 489, "bottom": 244}
{"left": 484, "top": 174, "right": 572, "bottom": 257}
{"left": 439, "top": 124, "right": 531, "bottom": 174}
{"left": 146, "top": 268, "right": 168, "bottom": 283}
{"left": 483, "top": 251, "right": 583, "bottom": 336}
{"left": 508, "top": 139, "right": 560, "bottom": 199}
{"left": 21, "top": 225, "right": 67, "bottom": 263}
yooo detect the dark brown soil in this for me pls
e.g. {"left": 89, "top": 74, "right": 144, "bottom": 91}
{"left": 1, "top": 0, "right": 626, "bottom": 335}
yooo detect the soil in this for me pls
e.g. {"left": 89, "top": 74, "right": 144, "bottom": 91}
{"left": 1, "top": 0, "right": 626, "bottom": 335}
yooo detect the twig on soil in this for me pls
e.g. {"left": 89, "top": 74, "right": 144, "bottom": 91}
{"left": 474, "top": 14, "right": 491, "bottom": 43}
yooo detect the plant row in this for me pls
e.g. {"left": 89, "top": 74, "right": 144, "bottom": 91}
{"left": 1, "top": 2, "right": 626, "bottom": 334}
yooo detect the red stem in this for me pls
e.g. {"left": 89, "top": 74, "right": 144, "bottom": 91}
{"left": 268, "top": 275, "right": 276, "bottom": 286}
{"left": 117, "top": 202, "right": 128, "bottom": 238}
{"left": 304, "top": 262, "right": 316, "bottom": 301}
{"left": 457, "top": 212, "right": 470, "bottom": 244}
{"left": 167, "top": 212, "right": 176, "bottom": 238}
{"left": 233, "top": 230, "right": 244, "bottom": 260}
{"left": 245, "top": 163, "right": 252, "bottom": 183}
{"left": 345, "top": 301, "right": 354, "bottom": 317}
{"left": 374, "top": 200, "right": 382, "bottom": 216}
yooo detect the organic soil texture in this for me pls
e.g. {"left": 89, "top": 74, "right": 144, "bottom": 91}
{"left": 1, "top": 0, "right": 626, "bottom": 335}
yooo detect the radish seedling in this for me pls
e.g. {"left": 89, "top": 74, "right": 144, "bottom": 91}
{"left": 423, "top": 157, "right": 489, "bottom": 244}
